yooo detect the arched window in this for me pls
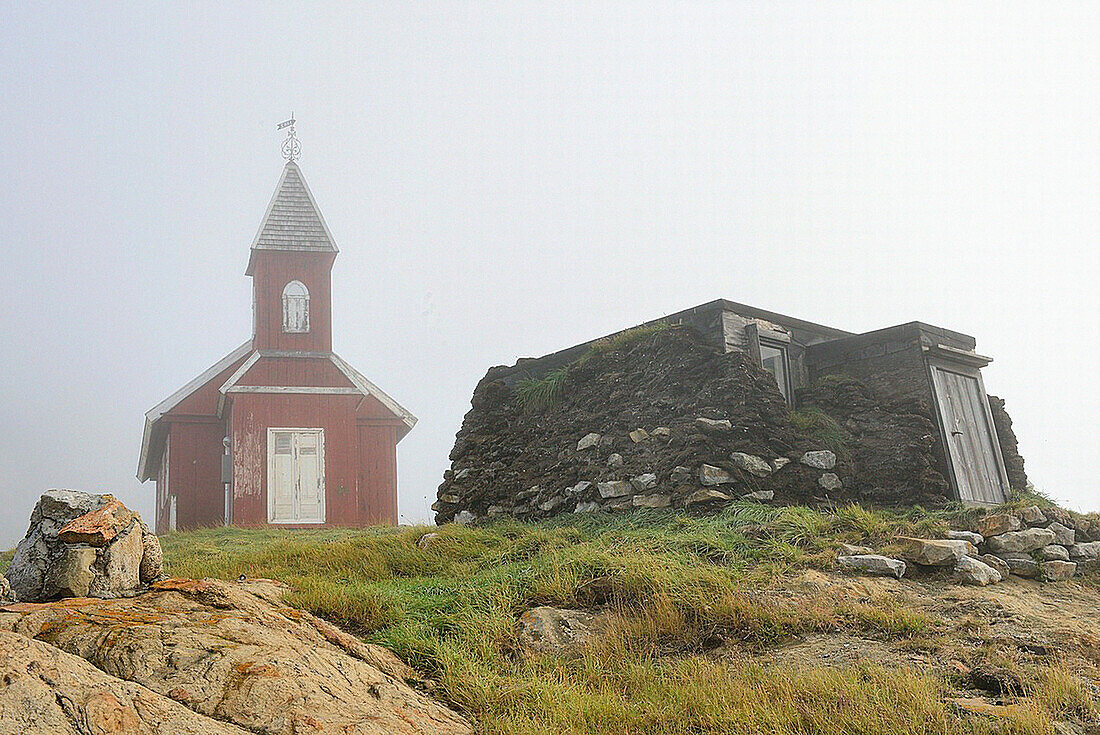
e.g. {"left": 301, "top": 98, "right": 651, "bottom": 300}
{"left": 282, "top": 281, "right": 310, "bottom": 333}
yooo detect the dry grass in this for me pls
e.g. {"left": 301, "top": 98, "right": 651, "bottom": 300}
{"left": 149, "top": 506, "right": 1099, "bottom": 734}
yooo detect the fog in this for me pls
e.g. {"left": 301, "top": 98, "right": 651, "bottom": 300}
{"left": 1, "top": 2, "right": 1096, "bottom": 548}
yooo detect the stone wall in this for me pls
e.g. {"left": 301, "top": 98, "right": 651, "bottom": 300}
{"left": 435, "top": 326, "right": 960, "bottom": 524}
{"left": 988, "top": 395, "right": 1029, "bottom": 491}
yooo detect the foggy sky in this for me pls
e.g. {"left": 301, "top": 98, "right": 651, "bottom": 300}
{"left": 1, "top": 2, "right": 1096, "bottom": 548}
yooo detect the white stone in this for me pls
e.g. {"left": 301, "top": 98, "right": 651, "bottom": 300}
{"left": 597, "top": 481, "right": 633, "bottom": 499}
{"left": 801, "top": 451, "right": 837, "bottom": 470}
{"left": 818, "top": 473, "right": 842, "bottom": 491}
{"left": 565, "top": 481, "right": 591, "bottom": 497}
{"left": 574, "top": 501, "right": 601, "bottom": 513}
{"left": 685, "top": 489, "right": 731, "bottom": 506}
{"left": 772, "top": 457, "right": 791, "bottom": 471}
{"left": 632, "top": 494, "right": 671, "bottom": 508}
{"left": 454, "top": 510, "right": 476, "bottom": 525}
{"left": 900, "top": 537, "right": 977, "bottom": 566}
{"left": 985, "top": 527, "right": 1057, "bottom": 554}
{"left": 1047, "top": 522, "right": 1075, "bottom": 547}
{"left": 630, "top": 474, "right": 658, "bottom": 491}
{"left": 629, "top": 429, "right": 650, "bottom": 443}
{"left": 695, "top": 418, "right": 732, "bottom": 433}
{"left": 698, "top": 464, "right": 734, "bottom": 486}
{"left": 954, "top": 556, "right": 1002, "bottom": 586}
{"left": 740, "top": 490, "right": 774, "bottom": 502}
{"left": 947, "top": 530, "right": 984, "bottom": 546}
{"left": 731, "top": 452, "right": 772, "bottom": 478}
{"left": 576, "top": 433, "right": 601, "bottom": 451}
{"left": 606, "top": 454, "right": 624, "bottom": 468}
{"left": 836, "top": 555, "right": 906, "bottom": 579}
{"left": 1038, "top": 544, "right": 1070, "bottom": 562}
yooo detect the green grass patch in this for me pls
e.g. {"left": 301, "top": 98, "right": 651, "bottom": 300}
{"left": 514, "top": 367, "right": 570, "bottom": 414}
{"left": 787, "top": 407, "right": 852, "bottom": 459}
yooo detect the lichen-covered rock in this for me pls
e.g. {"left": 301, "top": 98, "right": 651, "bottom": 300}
{"left": 685, "top": 488, "right": 731, "bottom": 506}
{"left": 977, "top": 554, "right": 1011, "bottom": 581}
{"left": 0, "top": 578, "right": 473, "bottom": 734}
{"left": 0, "top": 630, "right": 250, "bottom": 734}
{"left": 836, "top": 555, "right": 906, "bottom": 579}
{"left": 576, "top": 432, "right": 601, "bottom": 451}
{"left": 695, "top": 417, "right": 733, "bottom": 434}
{"left": 818, "top": 473, "right": 842, "bottom": 491}
{"left": 954, "top": 556, "right": 1001, "bottom": 586}
{"left": 8, "top": 490, "right": 159, "bottom": 603}
{"left": 1047, "top": 522, "right": 1075, "bottom": 547}
{"left": 741, "top": 490, "right": 774, "bottom": 502}
{"left": 800, "top": 451, "right": 836, "bottom": 470}
{"left": 597, "top": 480, "right": 633, "bottom": 499}
{"left": 1040, "top": 560, "right": 1077, "bottom": 582}
{"left": 633, "top": 494, "right": 671, "bottom": 508}
{"left": 0, "top": 577, "right": 13, "bottom": 605}
{"left": 994, "top": 553, "right": 1040, "bottom": 579}
{"left": 947, "top": 530, "right": 984, "bottom": 546}
{"left": 975, "top": 514, "right": 1022, "bottom": 538}
{"left": 731, "top": 452, "right": 772, "bottom": 477}
{"left": 698, "top": 464, "right": 734, "bottom": 486}
{"left": 900, "top": 537, "right": 976, "bottom": 566}
{"left": 1068, "top": 542, "right": 1100, "bottom": 561}
{"left": 1017, "top": 505, "right": 1047, "bottom": 527}
{"left": 1038, "top": 544, "right": 1070, "bottom": 562}
{"left": 985, "top": 527, "right": 1056, "bottom": 554}
{"left": 516, "top": 607, "right": 603, "bottom": 658}
{"left": 630, "top": 473, "right": 658, "bottom": 491}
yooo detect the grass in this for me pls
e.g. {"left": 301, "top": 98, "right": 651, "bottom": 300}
{"left": 149, "top": 504, "right": 1097, "bottom": 734}
{"left": 787, "top": 407, "right": 852, "bottom": 460}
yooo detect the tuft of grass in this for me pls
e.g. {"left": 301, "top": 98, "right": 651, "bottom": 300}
{"left": 585, "top": 321, "right": 669, "bottom": 358}
{"left": 788, "top": 406, "right": 852, "bottom": 459}
{"left": 514, "top": 367, "right": 570, "bottom": 414}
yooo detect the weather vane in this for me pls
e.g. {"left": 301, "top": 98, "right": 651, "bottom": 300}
{"left": 278, "top": 114, "right": 300, "bottom": 162}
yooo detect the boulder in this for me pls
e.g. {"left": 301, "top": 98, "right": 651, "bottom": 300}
{"left": 538, "top": 496, "right": 563, "bottom": 512}
{"left": 1018, "top": 505, "right": 1047, "bottom": 526}
{"left": 1047, "top": 522, "right": 1075, "bottom": 547}
{"left": 7, "top": 490, "right": 157, "bottom": 602}
{"left": 1041, "top": 560, "right": 1077, "bottom": 582}
{"left": 994, "top": 553, "right": 1040, "bottom": 579}
{"left": 695, "top": 418, "right": 732, "bottom": 434}
{"left": 1068, "top": 542, "right": 1100, "bottom": 560}
{"left": 730, "top": 452, "right": 772, "bottom": 478}
{"left": 576, "top": 432, "right": 601, "bottom": 451}
{"left": 900, "top": 537, "right": 976, "bottom": 566}
{"left": 0, "top": 578, "right": 472, "bottom": 734}
{"left": 740, "top": 490, "right": 774, "bottom": 502}
{"left": 836, "top": 555, "right": 906, "bottom": 579}
{"left": 698, "top": 465, "right": 734, "bottom": 486}
{"left": 985, "top": 527, "right": 1057, "bottom": 554}
{"left": 946, "top": 530, "right": 984, "bottom": 546}
{"left": 454, "top": 510, "right": 476, "bottom": 525}
{"left": 685, "top": 489, "right": 731, "bottom": 506}
{"left": 516, "top": 606, "right": 603, "bottom": 658}
{"left": 977, "top": 554, "right": 1011, "bottom": 580}
{"left": 628, "top": 429, "right": 650, "bottom": 443}
{"left": 630, "top": 473, "right": 659, "bottom": 492}
{"left": 975, "top": 514, "right": 1022, "bottom": 537}
{"left": 954, "top": 556, "right": 1002, "bottom": 586}
{"left": 0, "top": 630, "right": 249, "bottom": 735}
{"left": 633, "top": 494, "right": 671, "bottom": 508}
{"left": 772, "top": 457, "right": 791, "bottom": 471}
{"left": 574, "top": 501, "right": 601, "bottom": 513}
{"left": 564, "top": 481, "right": 591, "bottom": 498}
{"left": 597, "top": 480, "right": 633, "bottom": 499}
{"left": 607, "top": 453, "right": 624, "bottom": 468}
{"left": 0, "top": 577, "right": 12, "bottom": 605}
{"left": 1038, "top": 544, "right": 1070, "bottom": 562}
{"left": 818, "top": 473, "right": 842, "bottom": 491}
{"left": 800, "top": 450, "right": 837, "bottom": 470}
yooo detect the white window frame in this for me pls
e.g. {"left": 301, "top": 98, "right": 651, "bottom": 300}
{"left": 282, "top": 280, "right": 310, "bottom": 333}
{"left": 759, "top": 338, "right": 792, "bottom": 403}
{"left": 266, "top": 427, "right": 326, "bottom": 524}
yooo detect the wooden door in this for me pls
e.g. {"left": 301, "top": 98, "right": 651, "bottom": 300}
{"left": 267, "top": 429, "right": 325, "bottom": 523}
{"left": 930, "top": 366, "right": 1008, "bottom": 505}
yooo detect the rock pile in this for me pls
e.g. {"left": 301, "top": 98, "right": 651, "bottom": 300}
{"left": 5, "top": 489, "right": 162, "bottom": 602}
{"left": 436, "top": 326, "right": 959, "bottom": 524}
{"left": 836, "top": 505, "right": 1099, "bottom": 585}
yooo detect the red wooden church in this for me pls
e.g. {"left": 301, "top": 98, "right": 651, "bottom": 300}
{"left": 137, "top": 144, "right": 416, "bottom": 533}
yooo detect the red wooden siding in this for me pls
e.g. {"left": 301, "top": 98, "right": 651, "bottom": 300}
{"left": 230, "top": 393, "right": 366, "bottom": 527}
{"left": 357, "top": 424, "right": 398, "bottom": 524}
{"left": 166, "top": 419, "right": 227, "bottom": 531}
{"left": 166, "top": 355, "right": 250, "bottom": 417}
{"left": 235, "top": 356, "right": 353, "bottom": 387}
{"left": 250, "top": 250, "right": 336, "bottom": 353}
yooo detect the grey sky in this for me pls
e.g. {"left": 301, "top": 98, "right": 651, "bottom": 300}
{"left": 1, "top": 2, "right": 1096, "bottom": 548}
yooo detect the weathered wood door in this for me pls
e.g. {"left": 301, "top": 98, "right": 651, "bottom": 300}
{"left": 930, "top": 366, "right": 1008, "bottom": 505}
{"left": 267, "top": 429, "right": 325, "bottom": 523}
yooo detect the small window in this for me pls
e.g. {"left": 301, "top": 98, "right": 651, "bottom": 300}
{"left": 760, "top": 342, "right": 790, "bottom": 402}
{"left": 282, "top": 281, "right": 310, "bottom": 333}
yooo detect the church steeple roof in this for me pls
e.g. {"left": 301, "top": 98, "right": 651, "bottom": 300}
{"left": 246, "top": 161, "right": 338, "bottom": 275}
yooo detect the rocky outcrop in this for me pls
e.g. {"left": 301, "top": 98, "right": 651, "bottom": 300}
{"left": 0, "top": 630, "right": 249, "bottom": 734}
{"left": 6, "top": 490, "right": 163, "bottom": 602}
{"left": 516, "top": 606, "right": 605, "bottom": 658}
{"left": 986, "top": 395, "right": 1028, "bottom": 491}
{"left": 836, "top": 554, "right": 906, "bottom": 579}
{"left": 0, "top": 577, "right": 471, "bottom": 735}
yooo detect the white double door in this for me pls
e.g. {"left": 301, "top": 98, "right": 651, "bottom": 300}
{"left": 267, "top": 428, "right": 325, "bottom": 523}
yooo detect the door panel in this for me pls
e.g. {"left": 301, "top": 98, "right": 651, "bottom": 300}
{"left": 268, "top": 429, "right": 325, "bottom": 523}
{"left": 931, "top": 367, "right": 1008, "bottom": 505}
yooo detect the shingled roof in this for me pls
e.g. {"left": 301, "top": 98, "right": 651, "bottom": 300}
{"left": 246, "top": 161, "right": 338, "bottom": 274}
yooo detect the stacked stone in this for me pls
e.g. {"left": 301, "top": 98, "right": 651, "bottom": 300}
{"left": 4, "top": 489, "right": 163, "bottom": 602}
{"left": 835, "top": 505, "right": 1099, "bottom": 586}
{"left": 971, "top": 505, "right": 1099, "bottom": 582}
{"left": 436, "top": 419, "right": 843, "bottom": 523}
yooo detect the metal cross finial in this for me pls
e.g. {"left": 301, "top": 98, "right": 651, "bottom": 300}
{"left": 278, "top": 113, "right": 300, "bottom": 162}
